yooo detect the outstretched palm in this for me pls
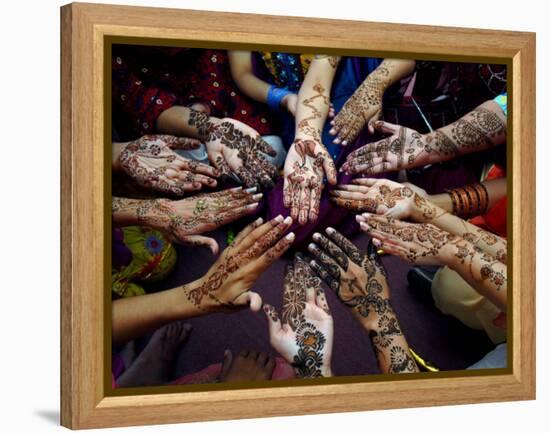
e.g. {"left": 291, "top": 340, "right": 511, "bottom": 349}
{"left": 188, "top": 109, "right": 278, "bottom": 188}
{"left": 119, "top": 134, "right": 219, "bottom": 195}
{"left": 263, "top": 255, "right": 333, "bottom": 378}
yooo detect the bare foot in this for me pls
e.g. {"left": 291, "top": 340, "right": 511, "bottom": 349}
{"left": 116, "top": 321, "right": 191, "bottom": 388}
{"left": 219, "top": 350, "right": 275, "bottom": 383}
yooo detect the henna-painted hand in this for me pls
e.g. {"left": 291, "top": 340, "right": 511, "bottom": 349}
{"left": 127, "top": 187, "right": 262, "bottom": 254}
{"left": 188, "top": 109, "right": 278, "bottom": 188}
{"left": 358, "top": 214, "right": 458, "bottom": 266}
{"left": 307, "top": 227, "right": 391, "bottom": 325}
{"left": 263, "top": 254, "right": 333, "bottom": 378}
{"left": 329, "top": 73, "right": 386, "bottom": 145}
{"left": 117, "top": 134, "right": 220, "bottom": 195}
{"left": 183, "top": 215, "right": 295, "bottom": 312}
{"left": 308, "top": 228, "right": 419, "bottom": 374}
{"left": 342, "top": 121, "right": 457, "bottom": 175}
{"left": 283, "top": 139, "right": 337, "bottom": 225}
{"left": 330, "top": 178, "right": 439, "bottom": 221}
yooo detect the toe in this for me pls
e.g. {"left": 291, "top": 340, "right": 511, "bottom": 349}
{"left": 256, "top": 351, "right": 268, "bottom": 366}
{"left": 220, "top": 349, "right": 233, "bottom": 380}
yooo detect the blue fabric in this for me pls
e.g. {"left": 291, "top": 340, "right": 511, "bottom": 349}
{"left": 267, "top": 85, "right": 294, "bottom": 112}
{"left": 467, "top": 343, "right": 507, "bottom": 369}
{"left": 494, "top": 93, "right": 507, "bottom": 116}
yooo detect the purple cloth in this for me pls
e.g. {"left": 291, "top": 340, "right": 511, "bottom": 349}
{"left": 112, "top": 228, "right": 132, "bottom": 269}
{"left": 141, "top": 224, "right": 493, "bottom": 378}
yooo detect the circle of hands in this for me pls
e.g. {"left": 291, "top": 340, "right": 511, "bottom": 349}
{"left": 283, "top": 138, "right": 337, "bottom": 226}
{"left": 119, "top": 134, "right": 220, "bottom": 195}
{"left": 115, "top": 87, "right": 476, "bottom": 380}
{"left": 263, "top": 255, "right": 334, "bottom": 378}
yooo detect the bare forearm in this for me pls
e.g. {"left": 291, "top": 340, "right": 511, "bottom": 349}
{"left": 112, "top": 280, "right": 204, "bottom": 345}
{"left": 295, "top": 56, "right": 339, "bottom": 141}
{"left": 228, "top": 51, "right": 271, "bottom": 103}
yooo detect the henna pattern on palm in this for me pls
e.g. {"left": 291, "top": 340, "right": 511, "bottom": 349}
{"left": 118, "top": 134, "right": 219, "bottom": 195}
{"left": 292, "top": 321, "right": 327, "bottom": 378}
{"left": 284, "top": 139, "right": 330, "bottom": 224}
{"left": 330, "top": 183, "right": 434, "bottom": 219}
{"left": 264, "top": 255, "right": 333, "bottom": 378}
{"left": 188, "top": 109, "right": 277, "bottom": 188}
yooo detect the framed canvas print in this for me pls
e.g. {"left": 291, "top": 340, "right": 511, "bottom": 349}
{"left": 60, "top": 2, "right": 536, "bottom": 429}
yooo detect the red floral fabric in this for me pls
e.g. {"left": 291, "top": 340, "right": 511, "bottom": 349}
{"left": 112, "top": 46, "right": 273, "bottom": 139}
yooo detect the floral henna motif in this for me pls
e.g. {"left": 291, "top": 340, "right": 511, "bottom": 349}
{"left": 387, "top": 346, "right": 417, "bottom": 373}
{"left": 188, "top": 109, "right": 277, "bottom": 188}
{"left": 282, "top": 264, "right": 304, "bottom": 331}
{"left": 309, "top": 228, "right": 418, "bottom": 374}
{"left": 310, "top": 230, "right": 391, "bottom": 320}
{"left": 369, "top": 316, "right": 403, "bottom": 349}
{"left": 113, "top": 188, "right": 259, "bottom": 243}
{"left": 297, "top": 84, "right": 330, "bottom": 141}
{"left": 118, "top": 134, "right": 215, "bottom": 195}
{"left": 292, "top": 322, "right": 327, "bottom": 378}
{"left": 331, "top": 64, "right": 389, "bottom": 142}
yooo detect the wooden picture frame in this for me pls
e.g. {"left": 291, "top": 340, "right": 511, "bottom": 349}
{"left": 61, "top": 2, "right": 536, "bottom": 429}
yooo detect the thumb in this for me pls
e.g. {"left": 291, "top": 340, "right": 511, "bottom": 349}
{"left": 373, "top": 120, "right": 400, "bottom": 135}
{"left": 234, "top": 290, "right": 263, "bottom": 312}
{"left": 323, "top": 156, "right": 338, "bottom": 185}
{"left": 367, "top": 110, "right": 383, "bottom": 134}
{"left": 219, "top": 349, "right": 233, "bottom": 380}
{"left": 177, "top": 235, "right": 219, "bottom": 255}
{"left": 352, "top": 177, "right": 378, "bottom": 186}
{"left": 262, "top": 304, "right": 282, "bottom": 337}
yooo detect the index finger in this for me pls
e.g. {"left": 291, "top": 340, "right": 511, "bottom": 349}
{"left": 325, "top": 227, "right": 363, "bottom": 265}
{"left": 281, "top": 263, "right": 304, "bottom": 331}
